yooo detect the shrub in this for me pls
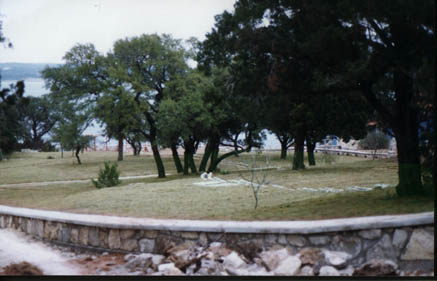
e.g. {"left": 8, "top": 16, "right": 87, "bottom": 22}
{"left": 359, "top": 129, "right": 390, "bottom": 159}
{"left": 92, "top": 161, "right": 121, "bottom": 188}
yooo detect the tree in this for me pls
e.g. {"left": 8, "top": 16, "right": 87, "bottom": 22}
{"left": 359, "top": 129, "right": 390, "bottom": 159}
{"left": 0, "top": 80, "right": 27, "bottom": 156}
{"left": 51, "top": 101, "right": 93, "bottom": 165}
{"left": 157, "top": 71, "right": 213, "bottom": 175}
{"left": 110, "top": 34, "right": 190, "bottom": 178}
{"left": 329, "top": 0, "right": 434, "bottom": 195}
{"left": 94, "top": 86, "right": 145, "bottom": 161}
{"left": 21, "top": 95, "right": 59, "bottom": 150}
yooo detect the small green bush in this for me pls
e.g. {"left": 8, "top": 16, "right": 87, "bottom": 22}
{"left": 92, "top": 161, "right": 121, "bottom": 188}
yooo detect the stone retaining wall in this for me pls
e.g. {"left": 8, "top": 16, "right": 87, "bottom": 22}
{"left": 0, "top": 207, "right": 433, "bottom": 271}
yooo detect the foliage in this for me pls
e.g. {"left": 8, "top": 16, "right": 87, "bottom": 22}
{"left": 21, "top": 95, "right": 60, "bottom": 150}
{"left": 92, "top": 161, "right": 121, "bottom": 188}
{"left": 0, "top": 80, "right": 28, "bottom": 155}
{"left": 359, "top": 130, "right": 390, "bottom": 159}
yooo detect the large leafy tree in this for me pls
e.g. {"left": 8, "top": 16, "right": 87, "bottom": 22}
{"left": 21, "top": 95, "right": 59, "bottom": 150}
{"left": 0, "top": 81, "right": 27, "bottom": 155}
{"left": 109, "top": 34, "right": 189, "bottom": 178}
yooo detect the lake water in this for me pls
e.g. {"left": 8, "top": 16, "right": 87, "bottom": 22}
{"left": 1, "top": 78, "right": 281, "bottom": 149}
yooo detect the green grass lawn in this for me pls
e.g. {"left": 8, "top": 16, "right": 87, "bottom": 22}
{"left": 0, "top": 151, "right": 433, "bottom": 220}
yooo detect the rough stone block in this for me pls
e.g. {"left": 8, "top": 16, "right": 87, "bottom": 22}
{"left": 401, "top": 228, "right": 434, "bottom": 260}
{"left": 35, "top": 220, "right": 44, "bottom": 238}
{"left": 139, "top": 238, "right": 155, "bottom": 253}
{"left": 207, "top": 232, "right": 223, "bottom": 242}
{"left": 358, "top": 229, "right": 382, "bottom": 240}
{"left": 308, "top": 235, "right": 331, "bottom": 245}
{"left": 366, "top": 234, "right": 396, "bottom": 261}
{"left": 108, "top": 229, "right": 121, "bottom": 249}
{"left": 198, "top": 232, "right": 208, "bottom": 247}
{"left": 88, "top": 227, "right": 100, "bottom": 247}
{"left": 99, "top": 229, "right": 109, "bottom": 248}
{"left": 331, "top": 235, "right": 362, "bottom": 258}
{"left": 120, "top": 229, "right": 136, "bottom": 240}
{"left": 44, "top": 221, "right": 60, "bottom": 240}
{"left": 0, "top": 216, "right": 4, "bottom": 228}
{"left": 265, "top": 234, "right": 277, "bottom": 245}
{"left": 277, "top": 234, "right": 287, "bottom": 245}
{"left": 144, "top": 230, "right": 159, "bottom": 239}
{"left": 180, "top": 231, "right": 198, "bottom": 240}
{"left": 392, "top": 229, "right": 408, "bottom": 250}
{"left": 121, "top": 239, "right": 138, "bottom": 251}
{"left": 78, "top": 227, "right": 89, "bottom": 246}
{"left": 59, "top": 226, "right": 71, "bottom": 243}
{"left": 71, "top": 228, "right": 79, "bottom": 243}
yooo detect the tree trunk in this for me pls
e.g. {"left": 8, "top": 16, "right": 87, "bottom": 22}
{"left": 183, "top": 149, "right": 190, "bottom": 175}
{"left": 392, "top": 71, "right": 423, "bottom": 196}
{"left": 207, "top": 144, "right": 220, "bottom": 172}
{"left": 208, "top": 147, "right": 249, "bottom": 172}
{"left": 171, "top": 143, "right": 184, "bottom": 173}
{"left": 75, "top": 147, "right": 81, "bottom": 165}
{"left": 151, "top": 142, "right": 165, "bottom": 178}
{"left": 117, "top": 135, "right": 124, "bottom": 161}
{"left": 136, "top": 141, "right": 141, "bottom": 156}
{"left": 306, "top": 136, "right": 316, "bottom": 166}
{"left": 280, "top": 141, "right": 288, "bottom": 160}
{"left": 292, "top": 129, "right": 305, "bottom": 170}
{"left": 199, "top": 140, "right": 212, "bottom": 172}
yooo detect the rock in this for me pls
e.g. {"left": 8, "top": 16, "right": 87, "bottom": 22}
{"left": 273, "top": 256, "right": 301, "bottom": 276}
{"left": 229, "top": 239, "right": 263, "bottom": 261}
{"left": 358, "top": 229, "right": 382, "bottom": 239}
{"left": 70, "top": 228, "right": 79, "bottom": 243}
{"left": 277, "top": 235, "right": 287, "bottom": 245}
{"left": 322, "top": 250, "right": 351, "bottom": 268}
{"left": 298, "top": 265, "right": 314, "bottom": 276}
{"left": 151, "top": 255, "right": 165, "bottom": 267}
{"left": 78, "top": 227, "right": 88, "bottom": 245}
{"left": 3, "top": 261, "right": 44, "bottom": 275}
{"left": 330, "top": 235, "right": 362, "bottom": 258}
{"left": 59, "top": 227, "right": 71, "bottom": 243}
{"left": 158, "top": 263, "right": 184, "bottom": 275}
{"left": 108, "top": 229, "right": 121, "bottom": 249}
{"left": 392, "top": 229, "right": 408, "bottom": 250}
{"left": 44, "top": 221, "right": 60, "bottom": 240}
{"left": 121, "top": 239, "right": 138, "bottom": 251}
{"left": 144, "top": 230, "right": 159, "bottom": 239}
{"left": 124, "top": 254, "right": 137, "bottom": 262}
{"left": 125, "top": 253, "right": 153, "bottom": 270}
{"left": 298, "top": 248, "right": 324, "bottom": 265}
{"left": 139, "top": 238, "right": 155, "bottom": 253}
{"left": 246, "top": 263, "right": 273, "bottom": 276}
{"left": 401, "top": 228, "right": 434, "bottom": 260}
{"left": 260, "top": 248, "right": 291, "bottom": 271}
{"left": 308, "top": 235, "right": 331, "bottom": 245}
{"left": 265, "top": 234, "right": 277, "bottom": 245}
{"left": 180, "top": 231, "right": 199, "bottom": 239}
{"left": 198, "top": 233, "right": 208, "bottom": 247}
{"left": 353, "top": 259, "right": 398, "bottom": 276}
{"left": 88, "top": 227, "right": 100, "bottom": 247}
{"left": 339, "top": 265, "right": 355, "bottom": 276}
{"left": 223, "top": 251, "right": 247, "bottom": 270}
{"left": 287, "top": 235, "right": 307, "bottom": 247}
{"left": 319, "top": 266, "right": 340, "bottom": 276}
{"left": 155, "top": 236, "right": 183, "bottom": 255}
{"left": 120, "top": 229, "right": 136, "bottom": 240}
{"left": 99, "top": 229, "right": 109, "bottom": 248}
{"left": 366, "top": 234, "right": 396, "bottom": 261}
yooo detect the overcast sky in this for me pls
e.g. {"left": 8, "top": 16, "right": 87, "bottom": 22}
{"left": 0, "top": 0, "right": 236, "bottom": 63}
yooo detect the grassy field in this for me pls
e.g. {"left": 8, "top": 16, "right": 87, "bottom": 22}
{"left": 0, "top": 151, "right": 433, "bottom": 220}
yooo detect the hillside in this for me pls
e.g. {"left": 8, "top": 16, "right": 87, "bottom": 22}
{"left": 0, "top": 62, "right": 60, "bottom": 81}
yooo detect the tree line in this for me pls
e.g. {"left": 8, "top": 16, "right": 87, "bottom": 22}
{"left": 1, "top": 0, "right": 434, "bottom": 196}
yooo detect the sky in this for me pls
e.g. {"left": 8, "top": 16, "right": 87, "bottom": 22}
{"left": 0, "top": 0, "right": 236, "bottom": 63}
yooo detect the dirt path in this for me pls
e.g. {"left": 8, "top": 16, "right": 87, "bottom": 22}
{"left": 0, "top": 174, "right": 161, "bottom": 189}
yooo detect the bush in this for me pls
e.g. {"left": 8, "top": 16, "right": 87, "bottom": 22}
{"left": 359, "top": 130, "right": 390, "bottom": 159}
{"left": 92, "top": 161, "right": 121, "bottom": 188}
